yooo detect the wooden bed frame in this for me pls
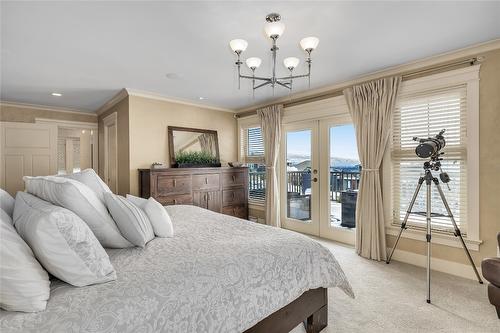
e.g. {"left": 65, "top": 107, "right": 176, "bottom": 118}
{"left": 244, "top": 288, "right": 328, "bottom": 333}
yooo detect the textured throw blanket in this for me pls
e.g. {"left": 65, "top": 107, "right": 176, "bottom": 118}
{"left": 1, "top": 205, "right": 353, "bottom": 333}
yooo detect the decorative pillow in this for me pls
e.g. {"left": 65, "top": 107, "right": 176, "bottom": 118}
{"left": 127, "top": 194, "right": 174, "bottom": 237}
{"left": 23, "top": 176, "right": 132, "bottom": 248}
{"left": 104, "top": 193, "right": 155, "bottom": 247}
{"left": 0, "top": 188, "right": 15, "bottom": 218}
{"left": 0, "top": 208, "right": 50, "bottom": 312}
{"left": 60, "top": 168, "right": 111, "bottom": 203}
{"left": 13, "top": 192, "right": 117, "bottom": 287}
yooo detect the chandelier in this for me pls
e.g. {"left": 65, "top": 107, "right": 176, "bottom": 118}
{"left": 229, "top": 13, "right": 319, "bottom": 95}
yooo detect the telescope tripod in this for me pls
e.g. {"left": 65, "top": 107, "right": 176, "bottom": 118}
{"left": 386, "top": 168, "right": 483, "bottom": 303}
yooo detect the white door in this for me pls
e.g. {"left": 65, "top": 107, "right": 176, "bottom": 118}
{"left": 319, "top": 119, "right": 360, "bottom": 245}
{"left": 280, "top": 121, "right": 320, "bottom": 236}
{"left": 0, "top": 122, "right": 57, "bottom": 196}
{"left": 103, "top": 113, "right": 118, "bottom": 193}
{"left": 280, "top": 117, "right": 360, "bottom": 245}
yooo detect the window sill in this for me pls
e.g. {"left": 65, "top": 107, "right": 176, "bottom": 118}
{"left": 385, "top": 225, "right": 482, "bottom": 251}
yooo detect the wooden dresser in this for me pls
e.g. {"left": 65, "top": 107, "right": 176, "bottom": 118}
{"left": 138, "top": 167, "right": 248, "bottom": 219}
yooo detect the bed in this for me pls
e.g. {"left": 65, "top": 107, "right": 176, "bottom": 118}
{"left": 0, "top": 205, "right": 353, "bottom": 333}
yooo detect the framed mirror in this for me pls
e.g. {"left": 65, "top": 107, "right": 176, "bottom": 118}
{"left": 168, "top": 126, "right": 221, "bottom": 168}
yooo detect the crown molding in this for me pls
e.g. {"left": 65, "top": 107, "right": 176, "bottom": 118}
{"left": 95, "top": 88, "right": 129, "bottom": 116}
{"left": 125, "top": 88, "right": 236, "bottom": 113}
{"left": 0, "top": 100, "right": 97, "bottom": 116}
{"left": 236, "top": 38, "right": 500, "bottom": 113}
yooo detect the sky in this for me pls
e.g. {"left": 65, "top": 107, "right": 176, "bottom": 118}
{"left": 286, "top": 124, "right": 359, "bottom": 160}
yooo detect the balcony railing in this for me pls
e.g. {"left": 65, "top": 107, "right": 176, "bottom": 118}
{"left": 248, "top": 170, "right": 360, "bottom": 203}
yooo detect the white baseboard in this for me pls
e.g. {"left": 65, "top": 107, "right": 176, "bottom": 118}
{"left": 387, "top": 248, "right": 484, "bottom": 281}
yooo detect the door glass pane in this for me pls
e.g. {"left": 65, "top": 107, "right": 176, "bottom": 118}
{"left": 286, "top": 130, "right": 312, "bottom": 221}
{"left": 329, "top": 125, "right": 360, "bottom": 228}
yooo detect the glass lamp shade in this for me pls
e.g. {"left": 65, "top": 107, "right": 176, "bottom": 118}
{"left": 283, "top": 57, "right": 300, "bottom": 70}
{"left": 229, "top": 39, "right": 248, "bottom": 53}
{"left": 246, "top": 57, "right": 262, "bottom": 70}
{"left": 300, "top": 37, "right": 319, "bottom": 51}
{"left": 264, "top": 21, "right": 285, "bottom": 38}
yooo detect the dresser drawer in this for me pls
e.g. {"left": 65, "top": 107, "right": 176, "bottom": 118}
{"left": 222, "top": 188, "right": 246, "bottom": 206}
{"left": 156, "top": 175, "right": 191, "bottom": 196}
{"left": 222, "top": 171, "right": 246, "bottom": 188}
{"left": 157, "top": 194, "right": 193, "bottom": 206}
{"left": 222, "top": 204, "right": 248, "bottom": 219}
{"left": 192, "top": 173, "right": 220, "bottom": 191}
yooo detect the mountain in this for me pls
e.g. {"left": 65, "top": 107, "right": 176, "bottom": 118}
{"left": 287, "top": 155, "right": 360, "bottom": 171}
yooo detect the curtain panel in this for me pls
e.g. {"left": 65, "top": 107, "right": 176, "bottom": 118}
{"left": 257, "top": 105, "right": 283, "bottom": 227}
{"left": 343, "top": 76, "right": 401, "bottom": 261}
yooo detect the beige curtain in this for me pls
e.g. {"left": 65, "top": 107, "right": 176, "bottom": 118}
{"left": 343, "top": 76, "right": 401, "bottom": 261}
{"left": 257, "top": 105, "right": 282, "bottom": 227}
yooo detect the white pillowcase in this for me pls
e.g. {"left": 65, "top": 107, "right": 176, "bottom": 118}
{"left": 0, "top": 207, "right": 50, "bottom": 312}
{"left": 13, "top": 192, "right": 117, "bottom": 287}
{"left": 60, "top": 168, "right": 111, "bottom": 203}
{"left": 23, "top": 175, "right": 132, "bottom": 248}
{"left": 0, "top": 188, "right": 15, "bottom": 218}
{"left": 104, "top": 193, "right": 155, "bottom": 247}
{"left": 126, "top": 194, "right": 174, "bottom": 237}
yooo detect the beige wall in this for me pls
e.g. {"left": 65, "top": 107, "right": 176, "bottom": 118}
{"left": 0, "top": 103, "right": 97, "bottom": 123}
{"left": 97, "top": 97, "right": 130, "bottom": 196}
{"left": 387, "top": 48, "right": 500, "bottom": 265}
{"left": 127, "top": 95, "right": 237, "bottom": 196}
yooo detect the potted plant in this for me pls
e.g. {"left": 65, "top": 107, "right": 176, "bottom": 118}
{"left": 174, "top": 151, "right": 221, "bottom": 168}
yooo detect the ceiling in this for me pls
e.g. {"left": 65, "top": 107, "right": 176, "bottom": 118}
{"left": 1, "top": 1, "right": 499, "bottom": 113}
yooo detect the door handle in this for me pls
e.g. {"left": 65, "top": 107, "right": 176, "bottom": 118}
{"left": 313, "top": 178, "right": 318, "bottom": 182}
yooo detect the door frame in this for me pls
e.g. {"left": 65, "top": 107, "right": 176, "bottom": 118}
{"left": 103, "top": 112, "right": 118, "bottom": 193}
{"left": 280, "top": 120, "right": 320, "bottom": 236}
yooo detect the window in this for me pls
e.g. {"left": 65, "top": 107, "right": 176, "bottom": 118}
{"left": 241, "top": 126, "right": 266, "bottom": 203}
{"left": 392, "top": 85, "right": 468, "bottom": 234}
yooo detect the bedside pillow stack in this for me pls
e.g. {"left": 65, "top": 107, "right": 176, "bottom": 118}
{"left": 0, "top": 206, "right": 50, "bottom": 312}
{"left": 60, "top": 168, "right": 111, "bottom": 203}
{"left": 127, "top": 194, "right": 174, "bottom": 238}
{"left": 104, "top": 193, "right": 155, "bottom": 247}
{"left": 0, "top": 188, "right": 15, "bottom": 218}
{"left": 13, "top": 192, "right": 117, "bottom": 287}
{"left": 23, "top": 176, "right": 132, "bottom": 248}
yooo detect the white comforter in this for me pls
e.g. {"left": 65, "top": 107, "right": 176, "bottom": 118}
{"left": 0, "top": 205, "right": 353, "bottom": 333}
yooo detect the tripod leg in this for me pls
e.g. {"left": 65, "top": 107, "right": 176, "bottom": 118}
{"left": 386, "top": 177, "right": 425, "bottom": 264}
{"left": 433, "top": 180, "right": 484, "bottom": 284}
{"left": 426, "top": 182, "right": 432, "bottom": 304}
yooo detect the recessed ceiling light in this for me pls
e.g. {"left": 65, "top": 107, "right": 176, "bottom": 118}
{"left": 199, "top": 97, "right": 206, "bottom": 100}
{"left": 51, "top": 92, "right": 62, "bottom": 97}
{"left": 165, "top": 73, "right": 182, "bottom": 80}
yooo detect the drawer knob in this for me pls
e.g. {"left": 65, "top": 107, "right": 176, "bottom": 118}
{"left": 232, "top": 175, "right": 236, "bottom": 182}
{"left": 173, "top": 179, "right": 177, "bottom": 187}
{"left": 205, "top": 177, "right": 208, "bottom": 184}
{"left": 173, "top": 199, "right": 177, "bottom": 204}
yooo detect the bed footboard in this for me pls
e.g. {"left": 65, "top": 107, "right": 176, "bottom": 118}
{"left": 244, "top": 287, "right": 328, "bottom": 333}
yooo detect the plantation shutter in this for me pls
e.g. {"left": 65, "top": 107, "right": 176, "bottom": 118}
{"left": 392, "top": 85, "right": 468, "bottom": 233}
{"left": 241, "top": 126, "right": 265, "bottom": 164}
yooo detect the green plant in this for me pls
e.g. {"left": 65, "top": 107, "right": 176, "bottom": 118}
{"left": 175, "top": 151, "right": 218, "bottom": 165}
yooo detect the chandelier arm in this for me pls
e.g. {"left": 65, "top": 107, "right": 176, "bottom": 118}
{"left": 276, "top": 73, "right": 310, "bottom": 80}
{"left": 253, "top": 81, "right": 272, "bottom": 90}
{"left": 239, "top": 74, "right": 272, "bottom": 82}
{"left": 275, "top": 81, "right": 292, "bottom": 90}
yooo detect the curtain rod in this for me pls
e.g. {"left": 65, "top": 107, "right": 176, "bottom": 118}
{"left": 235, "top": 57, "right": 479, "bottom": 118}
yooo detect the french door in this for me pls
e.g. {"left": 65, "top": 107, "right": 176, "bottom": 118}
{"left": 281, "top": 117, "right": 359, "bottom": 245}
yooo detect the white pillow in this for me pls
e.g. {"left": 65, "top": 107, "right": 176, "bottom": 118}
{"left": 13, "top": 192, "right": 117, "bottom": 287}
{"left": 23, "top": 175, "right": 132, "bottom": 248}
{"left": 0, "top": 208, "right": 50, "bottom": 312}
{"left": 0, "top": 188, "right": 15, "bottom": 217}
{"left": 60, "top": 168, "right": 111, "bottom": 202}
{"left": 104, "top": 193, "right": 155, "bottom": 247}
{"left": 0, "top": 209, "right": 12, "bottom": 225}
{"left": 127, "top": 194, "right": 174, "bottom": 237}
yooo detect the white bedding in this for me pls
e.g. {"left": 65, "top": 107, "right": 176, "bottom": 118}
{"left": 0, "top": 205, "right": 353, "bottom": 333}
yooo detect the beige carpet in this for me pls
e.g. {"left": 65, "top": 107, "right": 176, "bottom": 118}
{"left": 291, "top": 237, "right": 499, "bottom": 333}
